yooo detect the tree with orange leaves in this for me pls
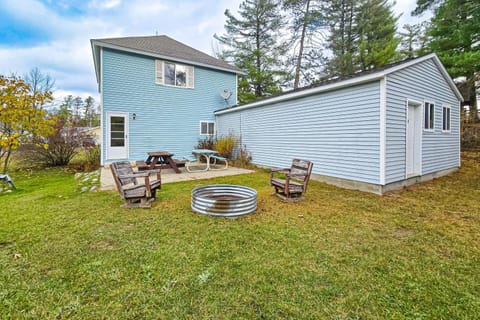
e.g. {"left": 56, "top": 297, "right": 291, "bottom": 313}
{"left": 0, "top": 75, "right": 56, "bottom": 173}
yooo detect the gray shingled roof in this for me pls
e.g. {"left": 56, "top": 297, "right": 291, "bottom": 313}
{"left": 92, "top": 35, "right": 242, "bottom": 74}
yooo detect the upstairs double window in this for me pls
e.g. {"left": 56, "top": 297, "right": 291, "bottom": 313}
{"left": 155, "top": 60, "right": 194, "bottom": 88}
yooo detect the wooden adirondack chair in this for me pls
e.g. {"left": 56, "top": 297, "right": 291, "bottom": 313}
{"left": 270, "top": 159, "right": 313, "bottom": 201}
{"left": 110, "top": 161, "right": 161, "bottom": 208}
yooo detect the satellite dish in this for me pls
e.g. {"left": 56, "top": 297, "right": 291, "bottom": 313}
{"left": 220, "top": 89, "right": 232, "bottom": 100}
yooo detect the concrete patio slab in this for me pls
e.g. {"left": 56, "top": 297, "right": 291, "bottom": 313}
{"left": 100, "top": 165, "right": 254, "bottom": 191}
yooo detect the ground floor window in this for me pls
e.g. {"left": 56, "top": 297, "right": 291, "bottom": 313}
{"left": 424, "top": 102, "right": 435, "bottom": 130}
{"left": 442, "top": 106, "right": 451, "bottom": 132}
{"left": 200, "top": 121, "right": 215, "bottom": 136}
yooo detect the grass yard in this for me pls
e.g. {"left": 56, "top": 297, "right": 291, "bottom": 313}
{"left": 1, "top": 154, "right": 479, "bottom": 319}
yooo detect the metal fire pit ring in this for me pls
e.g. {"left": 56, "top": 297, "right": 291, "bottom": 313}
{"left": 191, "top": 184, "right": 257, "bottom": 217}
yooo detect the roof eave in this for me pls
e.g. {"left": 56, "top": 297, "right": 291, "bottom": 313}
{"left": 91, "top": 40, "right": 244, "bottom": 75}
{"left": 91, "top": 40, "right": 101, "bottom": 91}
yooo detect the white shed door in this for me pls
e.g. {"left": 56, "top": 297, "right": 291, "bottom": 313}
{"left": 107, "top": 112, "right": 128, "bottom": 160}
{"left": 406, "top": 101, "right": 422, "bottom": 177}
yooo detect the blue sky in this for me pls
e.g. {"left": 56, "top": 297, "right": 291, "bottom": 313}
{"left": 0, "top": 0, "right": 427, "bottom": 105}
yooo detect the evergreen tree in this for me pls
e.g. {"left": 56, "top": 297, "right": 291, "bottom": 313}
{"left": 282, "top": 0, "right": 326, "bottom": 89}
{"left": 323, "top": 0, "right": 399, "bottom": 76}
{"left": 398, "top": 22, "right": 429, "bottom": 59}
{"left": 356, "top": 0, "right": 399, "bottom": 70}
{"left": 323, "top": 0, "right": 359, "bottom": 76}
{"left": 414, "top": 0, "right": 480, "bottom": 120}
{"left": 57, "top": 95, "right": 74, "bottom": 125}
{"left": 83, "top": 96, "right": 100, "bottom": 128}
{"left": 215, "top": 0, "right": 286, "bottom": 102}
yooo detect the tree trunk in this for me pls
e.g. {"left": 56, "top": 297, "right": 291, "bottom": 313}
{"left": 255, "top": 17, "right": 262, "bottom": 97}
{"left": 2, "top": 146, "right": 12, "bottom": 174}
{"left": 467, "top": 75, "right": 478, "bottom": 122}
{"left": 294, "top": 0, "right": 311, "bottom": 90}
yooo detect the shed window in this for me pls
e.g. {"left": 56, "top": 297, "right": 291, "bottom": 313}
{"left": 442, "top": 106, "right": 451, "bottom": 132}
{"left": 200, "top": 121, "right": 215, "bottom": 136}
{"left": 424, "top": 102, "right": 435, "bottom": 130}
{"left": 155, "top": 60, "right": 194, "bottom": 88}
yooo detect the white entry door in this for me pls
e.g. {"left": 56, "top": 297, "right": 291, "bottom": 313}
{"left": 106, "top": 112, "right": 128, "bottom": 160}
{"left": 406, "top": 101, "right": 422, "bottom": 177}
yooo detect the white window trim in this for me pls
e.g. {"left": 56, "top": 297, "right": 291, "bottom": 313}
{"left": 199, "top": 121, "right": 215, "bottom": 136}
{"left": 155, "top": 59, "right": 194, "bottom": 89}
{"left": 423, "top": 101, "right": 435, "bottom": 132}
{"left": 442, "top": 105, "right": 451, "bottom": 133}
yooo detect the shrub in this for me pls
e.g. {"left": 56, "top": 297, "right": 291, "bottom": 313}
{"left": 67, "top": 146, "right": 101, "bottom": 172}
{"left": 232, "top": 144, "right": 253, "bottom": 168}
{"left": 84, "top": 145, "right": 101, "bottom": 169}
{"left": 214, "top": 134, "right": 238, "bottom": 159}
{"left": 196, "top": 136, "right": 215, "bottom": 150}
{"left": 33, "top": 122, "right": 81, "bottom": 167}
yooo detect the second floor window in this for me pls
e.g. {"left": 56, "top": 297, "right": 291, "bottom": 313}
{"left": 155, "top": 60, "right": 194, "bottom": 88}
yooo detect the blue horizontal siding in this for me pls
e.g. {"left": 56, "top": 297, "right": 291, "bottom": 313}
{"left": 101, "top": 48, "right": 237, "bottom": 162}
{"left": 385, "top": 58, "right": 460, "bottom": 183}
{"left": 217, "top": 82, "right": 381, "bottom": 184}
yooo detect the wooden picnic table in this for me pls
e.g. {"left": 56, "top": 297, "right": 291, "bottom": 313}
{"left": 137, "top": 151, "right": 181, "bottom": 174}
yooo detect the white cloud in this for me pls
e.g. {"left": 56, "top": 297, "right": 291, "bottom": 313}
{"left": 0, "top": 0, "right": 430, "bottom": 105}
{"left": 88, "top": 0, "right": 122, "bottom": 10}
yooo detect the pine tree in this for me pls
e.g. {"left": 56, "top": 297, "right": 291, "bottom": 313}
{"left": 356, "top": 0, "right": 399, "bottom": 70}
{"left": 323, "top": 0, "right": 399, "bottom": 76}
{"left": 282, "top": 0, "right": 326, "bottom": 89}
{"left": 398, "top": 22, "right": 429, "bottom": 59}
{"left": 323, "top": 0, "right": 359, "bottom": 76}
{"left": 414, "top": 0, "right": 480, "bottom": 120}
{"left": 215, "top": 0, "right": 286, "bottom": 102}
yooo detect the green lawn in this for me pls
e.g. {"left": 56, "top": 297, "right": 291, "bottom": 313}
{"left": 1, "top": 154, "right": 479, "bottom": 319}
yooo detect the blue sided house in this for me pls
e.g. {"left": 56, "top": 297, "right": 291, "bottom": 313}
{"left": 91, "top": 35, "right": 242, "bottom": 164}
{"left": 92, "top": 35, "right": 462, "bottom": 194}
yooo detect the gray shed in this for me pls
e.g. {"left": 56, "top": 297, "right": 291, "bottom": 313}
{"left": 215, "top": 54, "right": 463, "bottom": 194}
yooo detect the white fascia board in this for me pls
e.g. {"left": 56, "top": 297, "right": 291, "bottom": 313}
{"left": 91, "top": 40, "right": 101, "bottom": 89}
{"left": 99, "top": 48, "right": 104, "bottom": 166}
{"left": 91, "top": 40, "right": 244, "bottom": 75}
{"left": 215, "top": 72, "right": 385, "bottom": 115}
{"left": 379, "top": 76, "right": 387, "bottom": 185}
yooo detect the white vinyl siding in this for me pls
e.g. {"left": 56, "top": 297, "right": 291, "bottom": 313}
{"left": 385, "top": 58, "right": 460, "bottom": 183}
{"left": 155, "top": 59, "right": 194, "bottom": 88}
